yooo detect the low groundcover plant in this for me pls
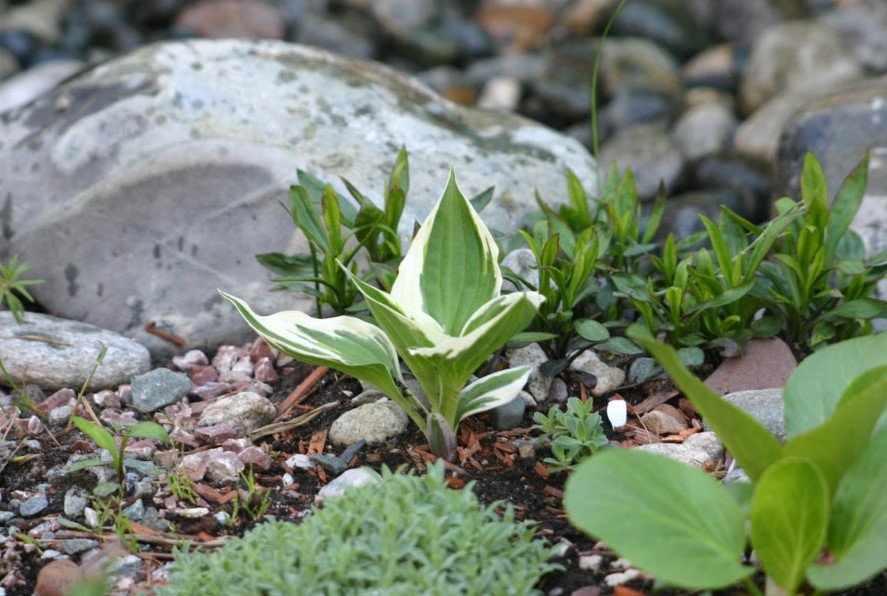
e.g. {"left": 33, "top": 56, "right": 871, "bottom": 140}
{"left": 158, "top": 464, "right": 560, "bottom": 595}
{"left": 222, "top": 172, "right": 544, "bottom": 458}
{"left": 564, "top": 331, "right": 887, "bottom": 595}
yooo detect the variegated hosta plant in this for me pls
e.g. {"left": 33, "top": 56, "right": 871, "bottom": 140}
{"left": 221, "top": 172, "right": 545, "bottom": 458}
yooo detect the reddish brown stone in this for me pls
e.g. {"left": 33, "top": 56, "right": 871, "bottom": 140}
{"left": 194, "top": 425, "right": 238, "bottom": 445}
{"left": 35, "top": 560, "right": 83, "bottom": 596}
{"left": 704, "top": 337, "right": 797, "bottom": 394}
{"left": 175, "top": 0, "right": 285, "bottom": 39}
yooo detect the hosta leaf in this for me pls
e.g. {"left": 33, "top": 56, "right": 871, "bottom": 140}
{"left": 750, "top": 457, "right": 829, "bottom": 594}
{"left": 808, "top": 429, "right": 887, "bottom": 590}
{"left": 632, "top": 332, "right": 782, "bottom": 481}
{"left": 783, "top": 334, "right": 887, "bottom": 437}
{"left": 219, "top": 291, "right": 405, "bottom": 406}
{"left": 565, "top": 449, "right": 752, "bottom": 589}
{"left": 456, "top": 366, "right": 531, "bottom": 423}
{"left": 390, "top": 171, "right": 500, "bottom": 334}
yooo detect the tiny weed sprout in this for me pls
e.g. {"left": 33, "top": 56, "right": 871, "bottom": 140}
{"left": 0, "top": 255, "right": 44, "bottom": 324}
{"left": 565, "top": 330, "right": 887, "bottom": 595}
{"left": 69, "top": 416, "right": 170, "bottom": 496}
{"left": 532, "top": 397, "right": 608, "bottom": 472}
{"left": 224, "top": 172, "right": 544, "bottom": 459}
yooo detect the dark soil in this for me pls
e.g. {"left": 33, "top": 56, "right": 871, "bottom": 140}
{"left": 4, "top": 355, "right": 887, "bottom": 595}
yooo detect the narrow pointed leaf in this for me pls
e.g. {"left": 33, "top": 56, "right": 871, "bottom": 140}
{"left": 784, "top": 334, "right": 887, "bottom": 437}
{"left": 565, "top": 449, "right": 752, "bottom": 589}
{"left": 750, "top": 457, "right": 829, "bottom": 594}
{"left": 68, "top": 458, "right": 107, "bottom": 473}
{"left": 290, "top": 186, "right": 330, "bottom": 253}
{"left": 127, "top": 422, "right": 171, "bottom": 444}
{"left": 631, "top": 332, "right": 782, "bottom": 481}
{"left": 825, "top": 153, "right": 869, "bottom": 261}
{"left": 808, "top": 430, "right": 887, "bottom": 590}
{"left": 390, "top": 172, "right": 500, "bottom": 334}
{"left": 456, "top": 366, "right": 531, "bottom": 423}
{"left": 71, "top": 417, "right": 117, "bottom": 454}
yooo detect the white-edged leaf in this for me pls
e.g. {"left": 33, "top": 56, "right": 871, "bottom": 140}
{"left": 219, "top": 291, "right": 407, "bottom": 409}
{"left": 410, "top": 292, "right": 543, "bottom": 372}
{"left": 390, "top": 171, "right": 501, "bottom": 334}
{"left": 456, "top": 366, "right": 531, "bottom": 423}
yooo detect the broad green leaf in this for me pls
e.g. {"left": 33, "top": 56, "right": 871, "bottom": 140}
{"left": 825, "top": 153, "right": 869, "bottom": 262}
{"left": 574, "top": 319, "right": 609, "bottom": 342}
{"left": 390, "top": 171, "right": 500, "bottom": 334}
{"left": 219, "top": 291, "right": 408, "bottom": 415}
{"left": 597, "top": 336, "right": 644, "bottom": 355}
{"left": 632, "top": 332, "right": 782, "bottom": 481}
{"left": 565, "top": 449, "right": 752, "bottom": 589}
{"left": 808, "top": 430, "right": 887, "bottom": 590}
{"left": 72, "top": 417, "right": 117, "bottom": 455}
{"left": 750, "top": 457, "right": 829, "bottom": 594}
{"left": 825, "top": 298, "right": 886, "bottom": 320}
{"left": 127, "top": 422, "right": 171, "bottom": 444}
{"left": 783, "top": 378, "right": 887, "bottom": 495}
{"left": 506, "top": 332, "right": 558, "bottom": 349}
{"left": 456, "top": 366, "right": 531, "bottom": 423}
{"left": 784, "top": 333, "right": 887, "bottom": 437}
{"left": 321, "top": 186, "right": 342, "bottom": 253}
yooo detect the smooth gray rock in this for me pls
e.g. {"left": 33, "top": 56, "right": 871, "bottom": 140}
{"left": 0, "top": 39, "right": 597, "bottom": 356}
{"left": 60, "top": 538, "right": 98, "bottom": 555}
{"left": 569, "top": 350, "right": 625, "bottom": 397}
{"left": 740, "top": 21, "right": 863, "bottom": 113}
{"left": 672, "top": 101, "right": 737, "bottom": 161}
{"left": 328, "top": 400, "right": 409, "bottom": 446}
{"left": 636, "top": 431, "right": 724, "bottom": 469}
{"left": 506, "top": 343, "right": 551, "bottom": 404}
{"left": 0, "top": 60, "right": 84, "bottom": 114}
{"left": 315, "top": 467, "right": 379, "bottom": 502}
{"left": 490, "top": 396, "right": 526, "bottom": 430}
{"left": 198, "top": 391, "right": 276, "bottom": 432}
{"left": 131, "top": 368, "right": 191, "bottom": 412}
{"left": 600, "top": 122, "right": 684, "bottom": 200}
{"left": 0, "top": 312, "right": 150, "bottom": 391}
{"left": 705, "top": 388, "right": 785, "bottom": 442}
{"left": 20, "top": 494, "right": 48, "bottom": 517}
{"left": 819, "top": 0, "right": 887, "bottom": 73}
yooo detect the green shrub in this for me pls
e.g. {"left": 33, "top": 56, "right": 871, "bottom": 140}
{"left": 160, "top": 465, "right": 559, "bottom": 596}
{"left": 532, "top": 397, "right": 609, "bottom": 472}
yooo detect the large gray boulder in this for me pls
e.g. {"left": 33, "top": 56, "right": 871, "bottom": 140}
{"left": 0, "top": 40, "right": 597, "bottom": 357}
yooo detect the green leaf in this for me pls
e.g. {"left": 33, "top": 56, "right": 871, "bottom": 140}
{"left": 565, "top": 449, "right": 752, "bottom": 589}
{"left": 469, "top": 186, "right": 495, "bottom": 213}
{"left": 126, "top": 422, "right": 171, "bottom": 444}
{"left": 67, "top": 458, "right": 106, "bottom": 473}
{"left": 71, "top": 417, "right": 117, "bottom": 455}
{"left": 94, "top": 482, "right": 120, "bottom": 497}
{"left": 825, "top": 298, "right": 886, "bottom": 320}
{"left": 574, "top": 319, "right": 609, "bottom": 342}
{"left": 597, "top": 336, "right": 643, "bottom": 355}
{"left": 390, "top": 171, "right": 500, "bottom": 334}
{"left": 825, "top": 153, "right": 869, "bottom": 262}
{"left": 783, "top": 334, "right": 887, "bottom": 437}
{"left": 456, "top": 367, "right": 531, "bottom": 423}
{"left": 506, "top": 332, "right": 558, "bottom": 349}
{"left": 782, "top": 378, "right": 887, "bottom": 495}
{"left": 750, "top": 457, "right": 829, "bottom": 594}
{"left": 290, "top": 185, "right": 331, "bottom": 254}
{"left": 631, "top": 332, "right": 782, "bottom": 481}
{"left": 808, "top": 429, "right": 887, "bottom": 590}
{"left": 801, "top": 152, "right": 829, "bottom": 229}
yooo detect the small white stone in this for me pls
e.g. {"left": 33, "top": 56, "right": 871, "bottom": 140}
{"left": 285, "top": 454, "right": 315, "bottom": 470}
{"left": 281, "top": 473, "right": 294, "bottom": 487}
{"left": 83, "top": 507, "right": 98, "bottom": 529}
{"left": 606, "top": 399, "right": 627, "bottom": 428}
{"left": 315, "top": 468, "right": 379, "bottom": 503}
{"left": 174, "top": 507, "right": 209, "bottom": 519}
{"left": 604, "top": 569, "right": 641, "bottom": 587}
{"left": 578, "top": 554, "right": 603, "bottom": 572}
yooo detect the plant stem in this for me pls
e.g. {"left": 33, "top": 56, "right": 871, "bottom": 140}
{"left": 743, "top": 576, "right": 764, "bottom": 596}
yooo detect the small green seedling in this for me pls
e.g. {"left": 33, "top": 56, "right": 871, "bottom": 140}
{"left": 565, "top": 330, "right": 887, "bottom": 595}
{"left": 532, "top": 397, "right": 608, "bottom": 472}
{"left": 70, "top": 416, "right": 170, "bottom": 496}
{"left": 224, "top": 172, "right": 543, "bottom": 460}
{"left": 0, "top": 255, "right": 44, "bottom": 324}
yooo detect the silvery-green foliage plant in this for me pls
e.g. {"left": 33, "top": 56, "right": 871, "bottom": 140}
{"left": 158, "top": 464, "right": 560, "bottom": 596}
{"left": 222, "top": 172, "right": 544, "bottom": 456}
